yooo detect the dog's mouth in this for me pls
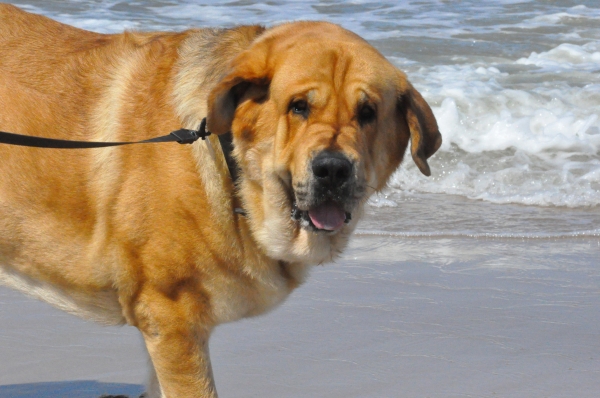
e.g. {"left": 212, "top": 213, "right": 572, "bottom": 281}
{"left": 291, "top": 200, "right": 351, "bottom": 232}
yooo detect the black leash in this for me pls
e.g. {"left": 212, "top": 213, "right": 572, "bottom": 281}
{"left": 0, "top": 117, "right": 245, "bottom": 214}
{"left": 0, "top": 117, "right": 239, "bottom": 180}
{"left": 0, "top": 118, "right": 211, "bottom": 148}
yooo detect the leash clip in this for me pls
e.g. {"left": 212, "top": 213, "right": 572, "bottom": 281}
{"left": 170, "top": 118, "right": 211, "bottom": 144}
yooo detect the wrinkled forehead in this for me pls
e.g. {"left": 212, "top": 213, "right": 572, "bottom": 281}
{"left": 267, "top": 33, "right": 399, "bottom": 107}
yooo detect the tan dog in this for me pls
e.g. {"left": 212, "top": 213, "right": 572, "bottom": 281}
{"left": 0, "top": 4, "right": 441, "bottom": 397}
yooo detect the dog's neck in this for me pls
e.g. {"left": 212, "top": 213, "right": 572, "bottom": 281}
{"left": 172, "top": 26, "right": 267, "bottom": 216}
{"left": 172, "top": 26, "right": 347, "bottom": 274}
{"left": 172, "top": 26, "right": 266, "bottom": 130}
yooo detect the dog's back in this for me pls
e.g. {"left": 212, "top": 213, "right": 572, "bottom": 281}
{"left": 0, "top": 3, "right": 186, "bottom": 140}
{"left": 0, "top": 4, "right": 267, "bottom": 327}
{"left": 0, "top": 4, "right": 188, "bottom": 323}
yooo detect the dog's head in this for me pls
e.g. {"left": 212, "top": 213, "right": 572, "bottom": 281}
{"left": 207, "top": 22, "right": 441, "bottom": 264}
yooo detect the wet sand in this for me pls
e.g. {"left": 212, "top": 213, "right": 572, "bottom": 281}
{"left": 1, "top": 233, "right": 598, "bottom": 397}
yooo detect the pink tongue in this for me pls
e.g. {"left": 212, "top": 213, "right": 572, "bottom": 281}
{"left": 308, "top": 201, "right": 346, "bottom": 231}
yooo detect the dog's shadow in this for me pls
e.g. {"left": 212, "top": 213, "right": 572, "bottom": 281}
{"left": 0, "top": 380, "right": 144, "bottom": 398}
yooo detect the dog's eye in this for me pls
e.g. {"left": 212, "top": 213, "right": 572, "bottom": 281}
{"left": 358, "top": 104, "right": 377, "bottom": 125}
{"left": 289, "top": 99, "right": 309, "bottom": 117}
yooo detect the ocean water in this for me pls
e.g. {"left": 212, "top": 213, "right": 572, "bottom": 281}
{"left": 11, "top": 0, "right": 600, "bottom": 238}
{"left": 1, "top": 2, "right": 599, "bottom": 397}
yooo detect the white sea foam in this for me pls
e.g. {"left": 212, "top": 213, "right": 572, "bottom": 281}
{"left": 525, "top": 8, "right": 600, "bottom": 26}
{"left": 516, "top": 42, "right": 600, "bottom": 72}
{"left": 387, "top": 39, "right": 600, "bottom": 208}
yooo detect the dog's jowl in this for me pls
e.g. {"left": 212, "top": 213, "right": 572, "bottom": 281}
{"left": 0, "top": 4, "right": 441, "bottom": 397}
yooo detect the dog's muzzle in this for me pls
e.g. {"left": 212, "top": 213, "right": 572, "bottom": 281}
{"left": 292, "top": 151, "right": 355, "bottom": 232}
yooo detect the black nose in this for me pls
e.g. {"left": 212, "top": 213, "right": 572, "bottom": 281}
{"left": 311, "top": 151, "right": 353, "bottom": 188}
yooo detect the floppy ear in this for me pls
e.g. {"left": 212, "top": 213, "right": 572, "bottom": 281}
{"left": 206, "top": 48, "right": 270, "bottom": 135}
{"left": 398, "top": 83, "right": 442, "bottom": 176}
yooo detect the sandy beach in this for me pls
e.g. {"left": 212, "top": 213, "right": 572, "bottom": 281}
{"left": 2, "top": 208, "right": 599, "bottom": 397}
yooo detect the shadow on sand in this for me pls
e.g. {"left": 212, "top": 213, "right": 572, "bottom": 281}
{"left": 0, "top": 380, "right": 144, "bottom": 398}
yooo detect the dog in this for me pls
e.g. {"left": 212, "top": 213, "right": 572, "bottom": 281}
{"left": 0, "top": 4, "right": 441, "bottom": 397}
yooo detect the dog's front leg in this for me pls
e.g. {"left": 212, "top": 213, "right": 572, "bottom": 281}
{"left": 133, "top": 287, "right": 217, "bottom": 398}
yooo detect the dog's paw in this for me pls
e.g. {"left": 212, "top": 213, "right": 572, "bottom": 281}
{"left": 97, "top": 395, "right": 148, "bottom": 398}
{"left": 98, "top": 395, "right": 130, "bottom": 398}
